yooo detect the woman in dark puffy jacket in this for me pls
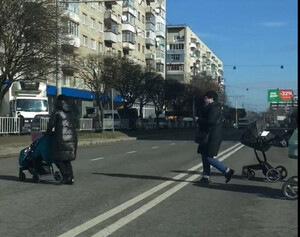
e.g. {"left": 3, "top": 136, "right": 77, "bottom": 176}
{"left": 196, "top": 91, "right": 234, "bottom": 185}
{"left": 46, "top": 94, "right": 78, "bottom": 184}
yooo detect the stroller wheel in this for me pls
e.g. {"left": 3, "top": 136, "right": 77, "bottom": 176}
{"left": 32, "top": 174, "right": 40, "bottom": 183}
{"left": 241, "top": 170, "right": 255, "bottom": 180}
{"left": 19, "top": 171, "right": 26, "bottom": 182}
{"left": 282, "top": 176, "right": 298, "bottom": 200}
{"left": 266, "top": 168, "right": 281, "bottom": 183}
{"left": 275, "top": 166, "right": 288, "bottom": 180}
{"left": 54, "top": 171, "right": 62, "bottom": 182}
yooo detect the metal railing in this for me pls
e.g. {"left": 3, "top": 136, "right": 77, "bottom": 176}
{"left": 0, "top": 117, "right": 20, "bottom": 134}
{"left": 40, "top": 117, "right": 50, "bottom": 132}
{"left": 79, "top": 118, "right": 93, "bottom": 131}
{"left": 0, "top": 116, "right": 196, "bottom": 135}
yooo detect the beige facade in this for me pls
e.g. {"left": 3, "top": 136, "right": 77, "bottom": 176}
{"left": 51, "top": 0, "right": 166, "bottom": 92}
{"left": 166, "top": 25, "right": 224, "bottom": 86}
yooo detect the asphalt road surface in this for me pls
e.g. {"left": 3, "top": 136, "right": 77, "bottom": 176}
{"left": 0, "top": 128, "right": 297, "bottom": 237}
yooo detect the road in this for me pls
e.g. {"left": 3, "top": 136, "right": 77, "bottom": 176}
{"left": 0, "top": 128, "right": 297, "bottom": 237}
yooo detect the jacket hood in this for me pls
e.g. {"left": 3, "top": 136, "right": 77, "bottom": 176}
{"left": 55, "top": 99, "right": 71, "bottom": 112}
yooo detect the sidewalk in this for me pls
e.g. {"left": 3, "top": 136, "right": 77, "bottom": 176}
{"left": 0, "top": 131, "right": 137, "bottom": 159}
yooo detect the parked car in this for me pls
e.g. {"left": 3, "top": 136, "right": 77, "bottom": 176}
{"left": 30, "top": 114, "right": 50, "bottom": 141}
{"left": 237, "top": 118, "right": 250, "bottom": 129}
{"left": 103, "top": 110, "right": 121, "bottom": 130}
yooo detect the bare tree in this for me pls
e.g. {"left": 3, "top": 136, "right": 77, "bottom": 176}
{"left": 113, "top": 57, "right": 144, "bottom": 109}
{"left": 0, "top": 0, "right": 60, "bottom": 108}
{"left": 150, "top": 75, "right": 165, "bottom": 128}
{"left": 75, "top": 53, "right": 116, "bottom": 131}
{"left": 137, "top": 70, "right": 159, "bottom": 122}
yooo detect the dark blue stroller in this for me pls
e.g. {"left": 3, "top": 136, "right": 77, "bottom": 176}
{"left": 18, "top": 135, "right": 62, "bottom": 183}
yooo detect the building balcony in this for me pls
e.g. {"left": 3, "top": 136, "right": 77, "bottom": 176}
{"left": 62, "top": 34, "right": 80, "bottom": 48}
{"left": 146, "top": 22, "right": 155, "bottom": 32}
{"left": 62, "top": 10, "right": 80, "bottom": 23}
{"left": 122, "top": 41, "right": 135, "bottom": 51}
{"left": 190, "top": 42, "right": 196, "bottom": 49}
{"left": 146, "top": 59, "right": 156, "bottom": 71}
{"left": 104, "top": 10, "right": 119, "bottom": 24}
{"left": 104, "top": 31, "right": 118, "bottom": 43}
{"left": 155, "top": 29, "right": 165, "bottom": 38}
{"left": 146, "top": 38, "right": 156, "bottom": 46}
{"left": 61, "top": 64, "right": 74, "bottom": 76}
{"left": 122, "top": 23, "right": 135, "bottom": 33}
{"left": 145, "top": 52, "right": 155, "bottom": 60}
{"left": 122, "top": 6, "right": 136, "bottom": 16}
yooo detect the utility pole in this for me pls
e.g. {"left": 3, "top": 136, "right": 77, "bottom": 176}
{"left": 192, "top": 63, "right": 196, "bottom": 124}
{"left": 55, "top": 0, "right": 61, "bottom": 97}
{"left": 227, "top": 95, "right": 244, "bottom": 128}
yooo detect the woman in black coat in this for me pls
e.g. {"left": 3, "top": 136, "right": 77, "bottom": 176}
{"left": 46, "top": 94, "right": 78, "bottom": 184}
{"left": 196, "top": 91, "right": 234, "bottom": 185}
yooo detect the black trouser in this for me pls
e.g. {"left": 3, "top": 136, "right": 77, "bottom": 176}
{"left": 55, "top": 161, "right": 73, "bottom": 179}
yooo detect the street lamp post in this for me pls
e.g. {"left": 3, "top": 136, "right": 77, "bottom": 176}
{"left": 228, "top": 95, "right": 244, "bottom": 128}
{"left": 55, "top": 0, "right": 61, "bottom": 97}
{"left": 192, "top": 60, "right": 200, "bottom": 125}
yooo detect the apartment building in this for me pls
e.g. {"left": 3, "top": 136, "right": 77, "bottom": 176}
{"left": 166, "top": 25, "right": 223, "bottom": 87}
{"left": 45, "top": 0, "right": 166, "bottom": 117}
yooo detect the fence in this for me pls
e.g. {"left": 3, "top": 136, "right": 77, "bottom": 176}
{"left": 40, "top": 117, "right": 49, "bottom": 132}
{"left": 79, "top": 118, "right": 93, "bottom": 131}
{"left": 0, "top": 117, "right": 196, "bottom": 134}
{"left": 0, "top": 117, "right": 20, "bottom": 134}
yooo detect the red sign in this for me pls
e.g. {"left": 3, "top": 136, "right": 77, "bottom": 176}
{"left": 279, "top": 90, "right": 293, "bottom": 101}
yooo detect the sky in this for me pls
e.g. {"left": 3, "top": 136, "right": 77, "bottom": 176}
{"left": 166, "top": 0, "right": 298, "bottom": 112}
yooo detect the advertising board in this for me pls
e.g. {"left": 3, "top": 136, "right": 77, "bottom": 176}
{"left": 268, "top": 89, "right": 293, "bottom": 103}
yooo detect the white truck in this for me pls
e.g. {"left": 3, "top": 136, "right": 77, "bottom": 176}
{"left": 0, "top": 80, "right": 49, "bottom": 132}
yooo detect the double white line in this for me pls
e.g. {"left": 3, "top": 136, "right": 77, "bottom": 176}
{"left": 58, "top": 143, "right": 244, "bottom": 237}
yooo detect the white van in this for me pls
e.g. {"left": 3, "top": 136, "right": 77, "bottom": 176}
{"left": 102, "top": 110, "right": 121, "bottom": 130}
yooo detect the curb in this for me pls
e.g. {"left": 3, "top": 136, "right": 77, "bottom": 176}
{"left": 0, "top": 137, "right": 137, "bottom": 159}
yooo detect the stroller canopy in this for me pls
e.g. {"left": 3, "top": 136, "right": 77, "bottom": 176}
{"left": 240, "top": 119, "right": 273, "bottom": 151}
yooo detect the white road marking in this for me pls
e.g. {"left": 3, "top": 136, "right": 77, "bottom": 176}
{"left": 91, "top": 143, "right": 244, "bottom": 237}
{"left": 90, "top": 157, "right": 104, "bottom": 161}
{"left": 151, "top": 146, "right": 159, "bottom": 149}
{"left": 58, "top": 143, "right": 244, "bottom": 237}
{"left": 127, "top": 151, "right": 137, "bottom": 154}
{"left": 169, "top": 143, "right": 176, "bottom": 145}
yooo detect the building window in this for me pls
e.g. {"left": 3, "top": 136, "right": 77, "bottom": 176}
{"left": 98, "top": 2, "right": 103, "bottom": 11}
{"left": 171, "top": 54, "right": 180, "bottom": 61}
{"left": 89, "top": 2, "right": 95, "bottom": 8}
{"left": 62, "top": 75, "right": 70, "bottom": 86}
{"left": 138, "top": 12, "right": 140, "bottom": 21}
{"left": 167, "top": 64, "right": 184, "bottom": 71}
{"left": 98, "top": 22, "right": 103, "bottom": 32}
{"left": 82, "top": 13, "right": 87, "bottom": 25}
{"left": 63, "top": 20, "right": 79, "bottom": 36}
{"left": 82, "top": 35, "right": 88, "bottom": 46}
{"left": 142, "top": 45, "right": 145, "bottom": 54}
{"left": 123, "top": 12, "right": 135, "bottom": 25}
{"left": 91, "top": 18, "right": 95, "bottom": 29}
{"left": 122, "top": 31, "right": 135, "bottom": 44}
{"left": 170, "top": 44, "right": 184, "bottom": 50}
{"left": 142, "top": 15, "right": 145, "bottom": 24}
{"left": 138, "top": 43, "right": 141, "bottom": 51}
{"left": 91, "top": 39, "right": 96, "bottom": 50}
{"left": 156, "top": 64, "right": 164, "bottom": 73}
{"left": 98, "top": 42, "right": 103, "bottom": 53}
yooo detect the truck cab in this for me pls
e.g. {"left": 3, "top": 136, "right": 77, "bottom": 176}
{"left": 1, "top": 80, "right": 49, "bottom": 132}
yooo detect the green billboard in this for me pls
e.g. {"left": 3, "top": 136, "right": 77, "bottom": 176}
{"left": 268, "top": 89, "right": 293, "bottom": 103}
